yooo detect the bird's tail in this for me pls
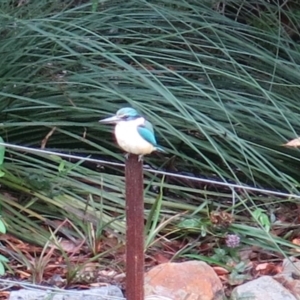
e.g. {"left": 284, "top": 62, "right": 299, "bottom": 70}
{"left": 155, "top": 146, "right": 166, "bottom": 152}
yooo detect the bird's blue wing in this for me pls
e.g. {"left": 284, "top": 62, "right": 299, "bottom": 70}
{"left": 137, "top": 123, "right": 157, "bottom": 146}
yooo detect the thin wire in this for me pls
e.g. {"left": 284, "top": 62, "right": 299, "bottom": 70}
{"left": 0, "top": 142, "right": 299, "bottom": 199}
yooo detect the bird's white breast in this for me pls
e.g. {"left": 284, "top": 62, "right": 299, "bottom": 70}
{"left": 114, "top": 118, "right": 155, "bottom": 155}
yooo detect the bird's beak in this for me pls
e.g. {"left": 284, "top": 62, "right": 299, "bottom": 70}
{"left": 99, "top": 115, "right": 120, "bottom": 124}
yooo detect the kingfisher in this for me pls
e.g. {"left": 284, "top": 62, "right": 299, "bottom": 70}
{"left": 99, "top": 107, "right": 164, "bottom": 161}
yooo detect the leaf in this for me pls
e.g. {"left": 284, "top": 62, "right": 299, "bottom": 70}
{"left": 0, "top": 219, "right": 6, "bottom": 234}
{"left": 255, "top": 262, "right": 282, "bottom": 276}
{"left": 0, "top": 255, "right": 9, "bottom": 263}
{"left": 283, "top": 138, "right": 300, "bottom": 147}
{"left": 212, "top": 266, "right": 229, "bottom": 275}
{"left": 52, "top": 239, "right": 80, "bottom": 253}
{"left": 252, "top": 208, "right": 270, "bottom": 232}
{"left": 0, "top": 262, "right": 5, "bottom": 276}
{"left": 0, "top": 137, "right": 5, "bottom": 166}
{"left": 58, "top": 160, "right": 66, "bottom": 173}
{"left": 178, "top": 218, "right": 200, "bottom": 229}
{"left": 92, "top": 0, "right": 98, "bottom": 12}
{"left": 292, "top": 238, "right": 300, "bottom": 252}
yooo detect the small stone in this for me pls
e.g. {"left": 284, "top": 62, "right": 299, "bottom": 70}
{"left": 231, "top": 276, "right": 296, "bottom": 300}
{"left": 145, "top": 261, "right": 224, "bottom": 300}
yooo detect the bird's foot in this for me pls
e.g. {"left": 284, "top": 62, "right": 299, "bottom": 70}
{"left": 124, "top": 153, "right": 143, "bottom": 162}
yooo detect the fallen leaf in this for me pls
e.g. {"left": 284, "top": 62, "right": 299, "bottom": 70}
{"left": 212, "top": 266, "right": 229, "bottom": 275}
{"left": 292, "top": 238, "right": 300, "bottom": 252}
{"left": 153, "top": 253, "right": 170, "bottom": 264}
{"left": 54, "top": 239, "right": 79, "bottom": 253}
{"left": 255, "top": 263, "right": 269, "bottom": 271}
{"left": 210, "top": 211, "right": 234, "bottom": 227}
{"left": 255, "top": 262, "right": 282, "bottom": 276}
{"left": 283, "top": 138, "right": 300, "bottom": 147}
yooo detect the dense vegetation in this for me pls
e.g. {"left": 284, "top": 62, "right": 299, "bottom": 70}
{"left": 0, "top": 0, "right": 300, "bottom": 285}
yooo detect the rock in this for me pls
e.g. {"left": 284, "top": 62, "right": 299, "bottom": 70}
{"left": 275, "top": 257, "right": 300, "bottom": 300}
{"left": 231, "top": 275, "right": 296, "bottom": 300}
{"left": 9, "top": 285, "right": 124, "bottom": 300}
{"left": 144, "top": 261, "right": 224, "bottom": 300}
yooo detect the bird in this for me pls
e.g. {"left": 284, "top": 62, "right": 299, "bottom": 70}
{"left": 99, "top": 107, "right": 164, "bottom": 161}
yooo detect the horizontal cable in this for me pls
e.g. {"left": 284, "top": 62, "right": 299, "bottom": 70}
{"left": 0, "top": 142, "right": 299, "bottom": 199}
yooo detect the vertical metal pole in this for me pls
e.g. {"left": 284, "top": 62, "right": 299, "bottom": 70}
{"left": 125, "top": 154, "right": 144, "bottom": 300}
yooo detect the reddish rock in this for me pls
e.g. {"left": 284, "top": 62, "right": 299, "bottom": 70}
{"left": 144, "top": 261, "right": 224, "bottom": 300}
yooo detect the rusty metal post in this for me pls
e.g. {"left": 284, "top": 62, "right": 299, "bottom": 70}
{"left": 125, "top": 154, "right": 144, "bottom": 300}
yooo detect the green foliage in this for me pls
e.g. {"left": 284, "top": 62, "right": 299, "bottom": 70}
{"left": 228, "top": 261, "right": 252, "bottom": 286}
{"left": 0, "top": 137, "right": 5, "bottom": 177}
{"left": 0, "top": 137, "right": 5, "bottom": 166}
{"left": 211, "top": 248, "right": 230, "bottom": 264}
{"left": 252, "top": 208, "right": 271, "bottom": 232}
{"left": 0, "top": 254, "right": 9, "bottom": 276}
{"left": 0, "top": 0, "right": 299, "bottom": 190}
{"left": 145, "top": 176, "right": 165, "bottom": 248}
{"left": 0, "top": 219, "right": 6, "bottom": 235}
{"left": 0, "top": 138, "right": 7, "bottom": 275}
